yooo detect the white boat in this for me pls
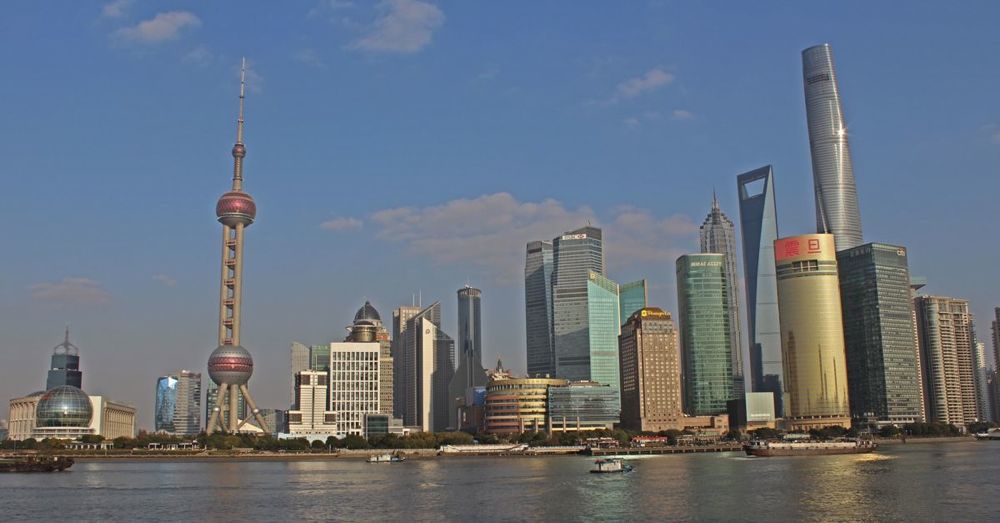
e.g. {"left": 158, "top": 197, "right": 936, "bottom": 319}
{"left": 366, "top": 453, "right": 405, "bottom": 463}
{"left": 974, "top": 428, "right": 1000, "bottom": 441}
{"left": 590, "top": 458, "right": 633, "bottom": 474}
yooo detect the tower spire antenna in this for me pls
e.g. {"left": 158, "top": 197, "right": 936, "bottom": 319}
{"left": 231, "top": 57, "right": 248, "bottom": 191}
{"left": 712, "top": 187, "right": 719, "bottom": 211}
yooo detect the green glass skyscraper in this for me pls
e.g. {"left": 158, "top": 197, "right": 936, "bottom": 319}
{"left": 618, "top": 279, "right": 648, "bottom": 327}
{"left": 676, "top": 254, "right": 734, "bottom": 415}
{"left": 587, "top": 271, "right": 621, "bottom": 401}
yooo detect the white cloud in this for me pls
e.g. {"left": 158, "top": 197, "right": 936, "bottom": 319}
{"left": 321, "top": 217, "right": 364, "bottom": 231}
{"left": 182, "top": 46, "right": 213, "bottom": 66}
{"left": 30, "top": 278, "right": 111, "bottom": 306}
{"left": 294, "top": 48, "right": 327, "bottom": 69}
{"left": 352, "top": 0, "right": 444, "bottom": 54}
{"left": 152, "top": 274, "right": 177, "bottom": 287}
{"left": 476, "top": 67, "right": 500, "bottom": 81}
{"left": 624, "top": 116, "right": 641, "bottom": 128}
{"left": 114, "top": 11, "right": 201, "bottom": 44}
{"left": 102, "top": 0, "right": 132, "bottom": 18}
{"left": 309, "top": 0, "right": 354, "bottom": 18}
{"left": 983, "top": 124, "right": 1000, "bottom": 144}
{"left": 366, "top": 193, "right": 697, "bottom": 283}
{"left": 672, "top": 109, "right": 694, "bottom": 120}
{"left": 613, "top": 67, "right": 674, "bottom": 101}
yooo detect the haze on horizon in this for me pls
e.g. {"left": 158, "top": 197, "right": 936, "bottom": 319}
{"left": 1, "top": 1, "right": 998, "bottom": 429}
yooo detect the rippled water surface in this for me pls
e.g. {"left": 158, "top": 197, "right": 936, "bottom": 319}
{"left": 2, "top": 441, "right": 998, "bottom": 521}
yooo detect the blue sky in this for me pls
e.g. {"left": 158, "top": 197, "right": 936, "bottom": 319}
{"left": 1, "top": 1, "right": 998, "bottom": 429}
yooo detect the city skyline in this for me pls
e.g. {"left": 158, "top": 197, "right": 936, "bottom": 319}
{"left": 2, "top": 2, "right": 1000, "bottom": 430}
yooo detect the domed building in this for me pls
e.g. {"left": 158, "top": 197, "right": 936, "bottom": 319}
{"left": 6, "top": 331, "right": 137, "bottom": 441}
{"left": 346, "top": 301, "right": 394, "bottom": 416}
{"left": 36, "top": 385, "right": 93, "bottom": 428}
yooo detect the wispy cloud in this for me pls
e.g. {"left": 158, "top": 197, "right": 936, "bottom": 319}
{"left": 367, "top": 193, "right": 697, "bottom": 283}
{"left": 30, "top": 278, "right": 111, "bottom": 306}
{"left": 612, "top": 67, "right": 674, "bottom": 102}
{"left": 982, "top": 123, "right": 1000, "bottom": 144}
{"left": 182, "top": 45, "right": 213, "bottom": 66}
{"left": 309, "top": 0, "right": 354, "bottom": 18}
{"left": 114, "top": 11, "right": 201, "bottom": 44}
{"left": 672, "top": 109, "right": 694, "bottom": 120}
{"left": 352, "top": 0, "right": 444, "bottom": 54}
{"left": 321, "top": 217, "right": 364, "bottom": 231}
{"left": 152, "top": 274, "right": 177, "bottom": 287}
{"left": 101, "top": 0, "right": 132, "bottom": 18}
{"left": 294, "top": 48, "right": 327, "bottom": 69}
{"left": 476, "top": 67, "right": 500, "bottom": 81}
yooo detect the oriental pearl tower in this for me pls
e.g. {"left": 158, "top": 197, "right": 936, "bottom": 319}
{"left": 206, "top": 59, "right": 269, "bottom": 434}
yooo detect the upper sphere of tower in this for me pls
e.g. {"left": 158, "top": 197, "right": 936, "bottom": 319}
{"left": 216, "top": 191, "right": 256, "bottom": 227}
{"left": 232, "top": 143, "right": 246, "bottom": 159}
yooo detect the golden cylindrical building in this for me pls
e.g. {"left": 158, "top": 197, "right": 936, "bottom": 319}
{"left": 774, "top": 234, "right": 851, "bottom": 429}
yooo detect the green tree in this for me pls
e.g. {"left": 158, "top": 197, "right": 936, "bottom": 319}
{"left": 344, "top": 434, "right": 369, "bottom": 449}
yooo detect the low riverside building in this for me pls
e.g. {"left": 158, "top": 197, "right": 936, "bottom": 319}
{"left": 483, "top": 361, "right": 620, "bottom": 434}
{"left": 7, "top": 389, "right": 136, "bottom": 441}
{"left": 484, "top": 375, "right": 568, "bottom": 434}
{"left": 547, "top": 381, "right": 619, "bottom": 432}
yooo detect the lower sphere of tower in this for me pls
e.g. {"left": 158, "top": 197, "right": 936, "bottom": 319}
{"left": 207, "top": 344, "right": 254, "bottom": 385}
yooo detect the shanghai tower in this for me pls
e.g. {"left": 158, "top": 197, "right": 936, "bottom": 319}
{"left": 206, "top": 59, "right": 269, "bottom": 434}
{"left": 802, "top": 44, "right": 863, "bottom": 251}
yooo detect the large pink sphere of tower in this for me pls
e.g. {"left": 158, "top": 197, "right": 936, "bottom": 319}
{"left": 216, "top": 191, "right": 256, "bottom": 227}
{"left": 207, "top": 344, "right": 254, "bottom": 385}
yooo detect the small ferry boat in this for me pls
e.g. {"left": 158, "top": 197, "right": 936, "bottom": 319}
{"left": 590, "top": 458, "right": 633, "bottom": 473}
{"left": 366, "top": 453, "right": 405, "bottom": 463}
{"left": 743, "top": 439, "right": 877, "bottom": 457}
{"left": 0, "top": 455, "right": 74, "bottom": 472}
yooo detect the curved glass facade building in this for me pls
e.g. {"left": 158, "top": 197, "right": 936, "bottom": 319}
{"left": 803, "top": 44, "right": 863, "bottom": 251}
{"left": 774, "top": 234, "right": 851, "bottom": 429}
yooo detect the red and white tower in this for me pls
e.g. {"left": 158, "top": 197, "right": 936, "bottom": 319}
{"left": 206, "top": 59, "right": 269, "bottom": 434}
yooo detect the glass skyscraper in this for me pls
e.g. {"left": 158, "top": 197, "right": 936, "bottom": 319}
{"left": 676, "top": 253, "right": 733, "bottom": 415}
{"left": 46, "top": 329, "right": 82, "bottom": 390}
{"left": 737, "top": 165, "right": 784, "bottom": 415}
{"left": 551, "top": 226, "right": 606, "bottom": 381}
{"left": 618, "top": 279, "right": 648, "bottom": 327}
{"left": 156, "top": 370, "right": 202, "bottom": 435}
{"left": 547, "top": 382, "right": 620, "bottom": 432}
{"left": 700, "top": 192, "right": 745, "bottom": 397}
{"left": 803, "top": 43, "right": 864, "bottom": 251}
{"left": 837, "top": 243, "right": 923, "bottom": 425}
{"left": 524, "top": 240, "right": 555, "bottom": 377}
{"left": 449, "top": 286, "right": 487, "bottom": 429}
{"left": 586, "top": 271, "right": 621, "bottom": 404}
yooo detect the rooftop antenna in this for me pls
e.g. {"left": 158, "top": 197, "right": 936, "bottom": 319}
{"left": 231, "top": 57, "right": 248, "bottom": 191}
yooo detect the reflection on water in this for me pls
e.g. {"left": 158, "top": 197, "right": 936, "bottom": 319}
{"left": 1, "top": 442, "right": 998, "bottom": 522}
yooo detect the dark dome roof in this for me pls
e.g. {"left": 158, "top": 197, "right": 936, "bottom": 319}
{"left": 36, "top": 385, "right": 93, "bottom": 427}
{"left": 354, "top": 301, "right": 381, "bottom": 322}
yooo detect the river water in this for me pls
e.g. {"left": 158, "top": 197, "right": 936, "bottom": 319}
{"left": 2, "top": 441, "right": 997, "bottom": 522}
